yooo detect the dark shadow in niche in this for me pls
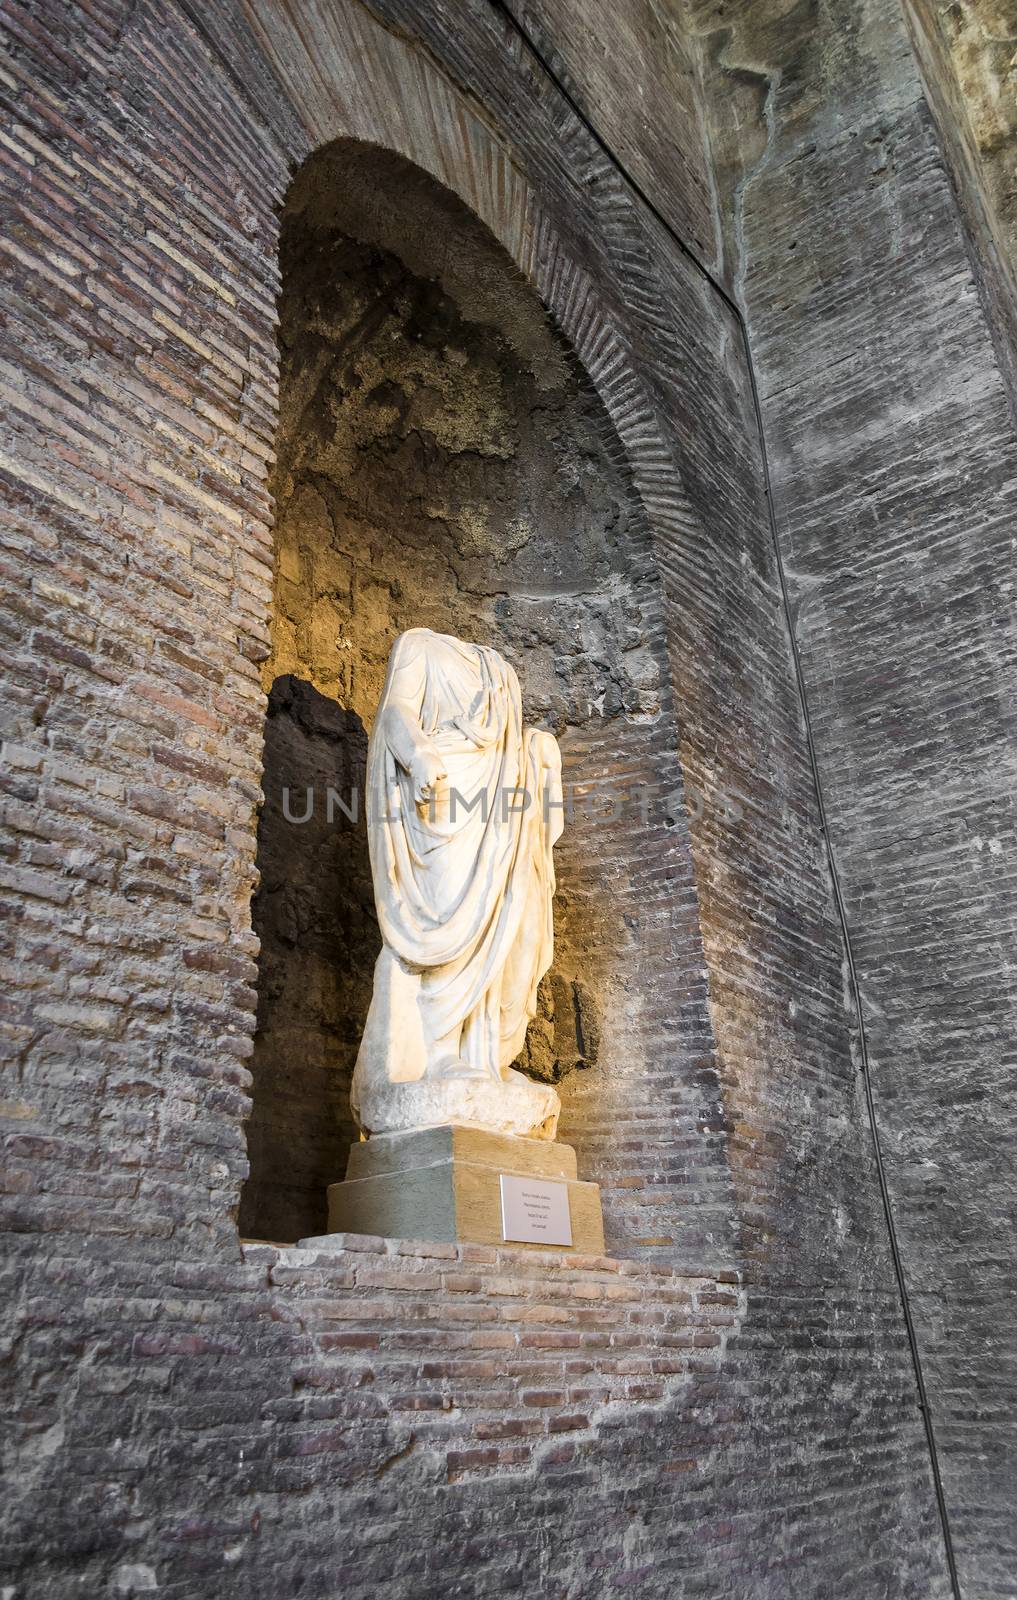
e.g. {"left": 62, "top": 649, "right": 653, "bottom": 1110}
{"left": 238, "top": 675, "right": 377, "bottom": 1243}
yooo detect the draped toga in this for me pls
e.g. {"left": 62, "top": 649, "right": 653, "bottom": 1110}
{"left": 351, "top": 628, "right": 563, "bottom": 1133}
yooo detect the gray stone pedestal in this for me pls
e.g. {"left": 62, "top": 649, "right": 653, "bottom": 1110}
{"left": 326, "top": 1123, "right": 604, "bottom": 1253}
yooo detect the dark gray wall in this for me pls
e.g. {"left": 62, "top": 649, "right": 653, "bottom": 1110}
{"left": 903, "top": 0, "right": 1017, "bottom": 407}
{"left": 683, "top": 0, "right": 1017, "bottom": 1591}
{"left": 518, "top": 0, "right": 1017, "bottom": 1585}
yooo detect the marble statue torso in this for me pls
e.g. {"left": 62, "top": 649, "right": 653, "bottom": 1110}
{"left": 351, "top": 628, "right": 563, "bottom": 1140}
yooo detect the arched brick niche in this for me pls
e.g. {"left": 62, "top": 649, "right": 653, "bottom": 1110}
{"left": 220, "top": 0, "right": 748, "bottom": 1275}
{"left": 240, "top": 141, "right": 710, "bottom": 1248}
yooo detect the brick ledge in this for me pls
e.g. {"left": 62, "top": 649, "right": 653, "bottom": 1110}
{"left": 240, "top": 1233, "right": 744, "bottom": 1482}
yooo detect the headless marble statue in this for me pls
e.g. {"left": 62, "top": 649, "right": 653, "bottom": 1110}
{"left": 351, "top": 628, "right": 563, "bottom": 1141}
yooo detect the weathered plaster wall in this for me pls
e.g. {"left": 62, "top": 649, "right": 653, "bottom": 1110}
{"left": 0, "top": 0, "right": 953, "bottom": 1593}
{"left": 681, "top": 0, "right": 1017, "bottom": 1590}
{"left": 904, "top": 0, "right": 1017, "bottom": 399}
{"left": 6, "top": 1229, "right": 753, "bottom": 1598}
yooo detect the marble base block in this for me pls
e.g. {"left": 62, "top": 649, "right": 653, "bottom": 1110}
{"left": 325, "top": 1124, "right": 604, "bottom": 1253}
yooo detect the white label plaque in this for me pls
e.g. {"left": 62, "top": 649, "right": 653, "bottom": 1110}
{"left": 499, "top": 1174, "right": 573, "bottom": 1247}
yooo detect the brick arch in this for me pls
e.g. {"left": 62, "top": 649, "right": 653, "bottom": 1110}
{"left": 239, "top": 0, "right": 705, "bottom": 583}
{"left": 242, "top": 116, "right": 728, "bottom": 1256}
